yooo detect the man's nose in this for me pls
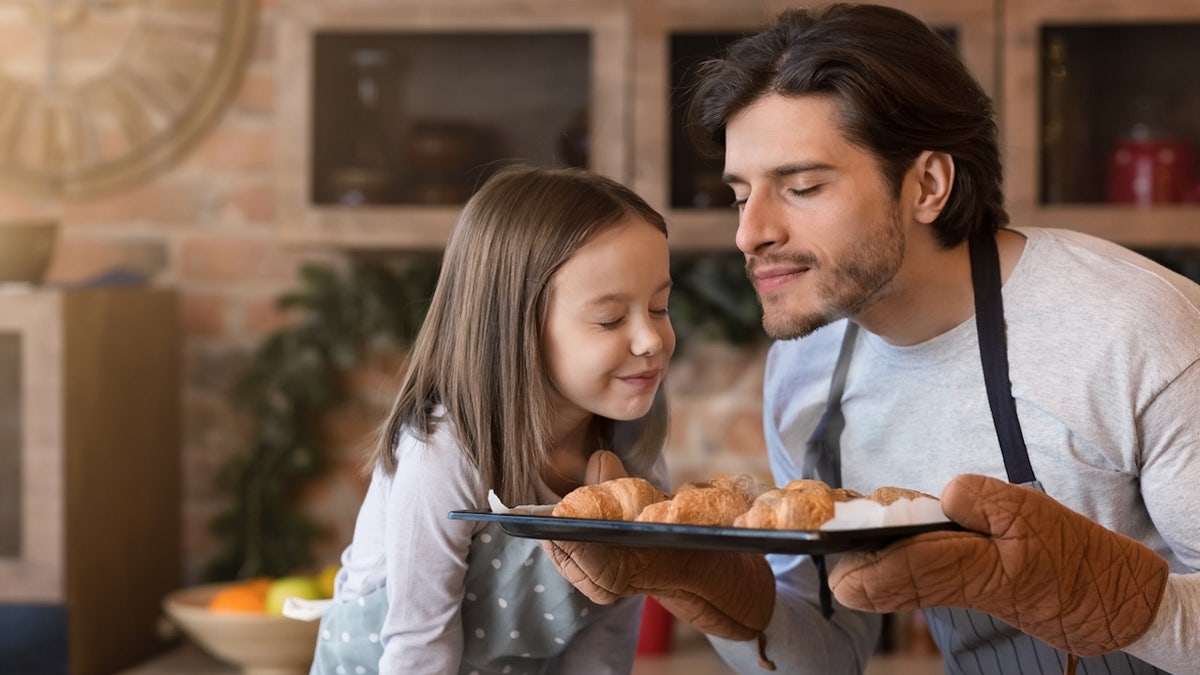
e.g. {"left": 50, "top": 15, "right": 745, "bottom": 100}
{"left": 735, "top": 193, "right": 786, "bottom": 255}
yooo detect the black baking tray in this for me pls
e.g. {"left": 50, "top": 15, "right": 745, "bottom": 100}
{"left": 447, "top": 510, "right": 962, "bottom": 555}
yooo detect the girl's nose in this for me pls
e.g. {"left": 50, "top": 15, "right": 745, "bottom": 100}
{"left": 631, "top": 318, "right": 665, "bottom": 357}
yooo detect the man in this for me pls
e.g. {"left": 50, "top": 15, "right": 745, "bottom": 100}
{"left": 547, "top": 4, "right": 1198, "bottom": 674}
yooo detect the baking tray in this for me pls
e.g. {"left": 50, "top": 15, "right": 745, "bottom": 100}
{"left": 447, "top": 510, "right": 963, "bottom": 555}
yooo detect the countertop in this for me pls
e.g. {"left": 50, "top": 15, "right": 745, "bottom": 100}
{"left": 120, "top": 629, "right": 942, "bottom": 675}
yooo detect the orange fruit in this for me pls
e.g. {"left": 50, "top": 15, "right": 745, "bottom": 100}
{"left": 208, "top": 577, "right": 272, "bottom": 613}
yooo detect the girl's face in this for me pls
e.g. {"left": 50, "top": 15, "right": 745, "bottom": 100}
{"left": 542, "top": 217, "right": 674, "bottom": 429}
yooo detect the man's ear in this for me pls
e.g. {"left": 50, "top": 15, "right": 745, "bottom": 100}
{"left": 911, "top": 150, "right": 954, "bottom": 224}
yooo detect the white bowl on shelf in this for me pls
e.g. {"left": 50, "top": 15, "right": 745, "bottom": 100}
{"left": 0, "top": 219, "right": 57, "bottom": 285}
{"left": 162, "top": 582, "right": 320, "bottom": 675}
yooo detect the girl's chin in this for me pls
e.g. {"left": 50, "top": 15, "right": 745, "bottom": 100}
{"left": 600, "top": 399, "right": 656, "bottom": 421}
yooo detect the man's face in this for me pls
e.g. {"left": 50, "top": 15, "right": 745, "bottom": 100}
{"left": 723, "top": 93, "right": 908, "bottom": 340}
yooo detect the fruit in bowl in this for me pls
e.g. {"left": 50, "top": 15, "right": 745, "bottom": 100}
{"left": 264, "top": 575, "right": 323, "bottom": 616}
{"left": 163, "top": 571, "right": 335, "bottom": 675}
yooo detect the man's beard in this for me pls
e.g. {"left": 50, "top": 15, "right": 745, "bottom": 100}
{"left": 751, "top": 214, "right": 906, "bottom": 340}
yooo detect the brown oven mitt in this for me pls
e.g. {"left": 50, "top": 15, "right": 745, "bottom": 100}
{"left": 829, "top": 474, "right": 1168, "bottom": 658}
{"left": 541, "top": 451, "right": 778, "bottom": 670}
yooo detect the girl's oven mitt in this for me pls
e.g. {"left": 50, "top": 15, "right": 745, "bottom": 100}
{"left": 828, "top": 473, "right": 1168, "bottom": 658}
{"left": 541, "top": 451, "right": 777, "bottom": 668}
{"left": 543, "top": 538, "right": 776, "bottom": 642}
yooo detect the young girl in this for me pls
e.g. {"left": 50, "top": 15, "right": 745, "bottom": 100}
{"left": 310, "top": 166, "right": 675, "bottom": 674}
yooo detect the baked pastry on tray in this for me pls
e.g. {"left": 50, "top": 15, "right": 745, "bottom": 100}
{"left": 553, "top": 472, "right": 938, "bottom": 531}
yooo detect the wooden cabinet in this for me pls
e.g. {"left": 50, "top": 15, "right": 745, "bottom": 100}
{"left": 0, "top": 288, "right": 180, "bottom": 675}
{"left": 278, "top": 0, "right": 630, "bottom": 249}
{"left": 277, "top": 0, "right": 1200, "bottom": 251}
{"left": 1004, "top": 0, "right": 1200, "bottom": 247}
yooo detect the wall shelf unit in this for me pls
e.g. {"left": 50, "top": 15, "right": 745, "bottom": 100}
{"left": 1005, "top": 0, "right": 1200, "bottom": 247}
{"left": 277, "top": 0, "right": 1200, "bottom": 252}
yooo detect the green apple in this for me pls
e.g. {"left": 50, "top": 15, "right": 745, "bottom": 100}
{"left": 264, "top": 575, "right": 322, "bottom": 616}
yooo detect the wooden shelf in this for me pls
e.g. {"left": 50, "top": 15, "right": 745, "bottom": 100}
{"left": 1009, "top": 204, "right": 1200, "bottom": 249}
{"left": 279, "top": 205, "right": 458, "bottom": 251}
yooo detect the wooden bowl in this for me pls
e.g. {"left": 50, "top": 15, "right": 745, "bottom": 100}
{"left": 162, "top": 582, "right": 320, "bottom": 675}
{"left": 0, "top": 219, "right": 57, "bottom": 284}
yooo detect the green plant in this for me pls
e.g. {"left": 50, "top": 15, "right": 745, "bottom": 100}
{"left": 670, "top": 251, "right": 764, "bottom": 352}
{"left": 205, "top": 257, "right": 440, "bottom": 581}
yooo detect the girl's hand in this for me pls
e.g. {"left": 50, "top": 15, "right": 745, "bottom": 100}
{"left": 585, "top": 449, "right": 628, "bottom": 484}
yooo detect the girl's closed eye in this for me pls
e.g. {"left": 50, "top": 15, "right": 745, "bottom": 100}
{"left": 597, "top": 317, "right": 625, "bottom": 330}
{"left": 788, "top": 184, "right": 821, "bottom": 198}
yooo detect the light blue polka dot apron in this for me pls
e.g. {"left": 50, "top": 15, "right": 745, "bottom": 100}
{"left": 310, "top": 522, "right": 616, "bottom": 675}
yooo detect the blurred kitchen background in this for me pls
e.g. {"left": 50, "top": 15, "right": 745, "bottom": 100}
{"left": 2, "top": 1, "right": 1200, "bottom": 673}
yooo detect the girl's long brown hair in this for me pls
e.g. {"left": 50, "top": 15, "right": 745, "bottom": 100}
{"left": 368, "top": 166, "right": 670, "bottom": 506}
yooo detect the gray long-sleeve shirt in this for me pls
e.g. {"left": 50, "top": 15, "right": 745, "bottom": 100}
{"left": 712, "top": 227, "right": 1200, "bottom": 674}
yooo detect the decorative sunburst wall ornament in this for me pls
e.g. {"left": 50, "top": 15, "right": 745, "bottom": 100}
{"left": 0, "top": 0, "right": 257, "bottom": 200}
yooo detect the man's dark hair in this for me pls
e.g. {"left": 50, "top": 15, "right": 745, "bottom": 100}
{"left": 688, "top": 3, "right": 1007, "bottom": 247}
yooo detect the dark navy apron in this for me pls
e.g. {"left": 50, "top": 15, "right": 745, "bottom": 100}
{"left": 801, "top": 233, "right": 1167, "bottom": 675}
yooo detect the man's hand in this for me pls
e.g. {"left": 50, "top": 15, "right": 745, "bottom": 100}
{"left": 829, "top": 474, "right": 1168, "bottom": 657}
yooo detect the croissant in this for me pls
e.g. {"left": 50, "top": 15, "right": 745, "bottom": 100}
{"left": 867, "top": 486, "right": 936, "bottom": 505}
{"left": 679, "top": 472, "right": 771, "bottom": 505}
{"left": 784, "top": 478, "right": 863, "bottom": 501}
{"left": 735, "top": 488, "right": 837, "bottom": 530}
{"left": 553, "top": 477, "right": 668, "bottom": 521}
{"left": 784, "top": 478, "right": 831, "bottom": 493}
{"left": 636, "top": 486, "right": 751, "bottom": 527}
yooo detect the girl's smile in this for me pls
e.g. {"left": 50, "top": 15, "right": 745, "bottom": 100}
{"left": 615, "top": 368, "right": 664, "bottom": 389}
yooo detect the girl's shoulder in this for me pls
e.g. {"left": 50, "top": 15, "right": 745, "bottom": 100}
{"left": 391, "top": 416, "right": 483, "bottom": 498}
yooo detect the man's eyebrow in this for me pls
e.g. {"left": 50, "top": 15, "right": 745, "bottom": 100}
{"left": 723, "top": 161, "right": 835, "bottom": 184}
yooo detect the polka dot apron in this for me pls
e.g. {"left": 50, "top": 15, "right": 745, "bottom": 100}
{"left": 310, "top": 522, "right": 614, "bottom": 675}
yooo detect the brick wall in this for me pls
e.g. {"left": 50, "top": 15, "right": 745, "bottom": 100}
{"left": 0, "top": 1, "right": 768, "bottom": 584}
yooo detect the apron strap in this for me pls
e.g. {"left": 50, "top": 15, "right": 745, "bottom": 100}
{"left": 800, "top": 233, "right": 1038, "bottom": 621}
{"left": 802, "top": 322, "right": 858, "bottom": 621}
{"left": 969, "top": 233, "right": 1036, "bottom": 485}
{"left": 801, "top": 321, "right": 860, "bottom": 489}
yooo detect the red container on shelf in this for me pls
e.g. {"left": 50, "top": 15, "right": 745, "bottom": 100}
{"left": 636, "top": 596, "right": 675, "bottom": 655}
{"left": 1108, "top": 135, "right": 1198, "bottom": 205}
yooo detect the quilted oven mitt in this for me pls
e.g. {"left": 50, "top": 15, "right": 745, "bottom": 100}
{"left": 829, "top": 474, "right": 1168, "bottom": 658}
{"left": 542, "top": 451, "right": 778, "bottom": 669}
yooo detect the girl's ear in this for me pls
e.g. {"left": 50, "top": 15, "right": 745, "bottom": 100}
{"left": 911, "top": 150, "right": 954, "bottom": 225}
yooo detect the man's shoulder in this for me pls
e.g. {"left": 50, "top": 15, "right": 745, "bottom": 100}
{"left": 1018, "top": 226, "right": 1200, "bottom": 306}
